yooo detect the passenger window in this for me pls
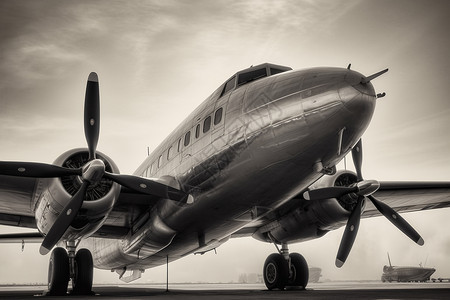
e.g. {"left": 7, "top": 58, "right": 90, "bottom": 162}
{"left": 184, "top": 131, "right": 191, "bottom": 146}
{"left": 177, "top": 138, "right": 182, "bottom": 152}
{"left": 203, "top": 116, "right": 211, "bottom": 133}
{"left": 150, "top": 162, "right": 155, "bottom": 174}
{"left": 214, "top": 108, "right": 223, "bottom": 125}
{"left": 195, "top": 124, "right": 200, "bottom": 138}
{"left": 158, "top": 155, "right": 163, "bottom": 168}
{"left": 167, "top": 146, "right": 173, "bottom": 160}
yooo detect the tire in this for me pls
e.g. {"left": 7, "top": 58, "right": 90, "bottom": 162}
{"left": 72, "top": 248, "right": 94, "bottom": 295}
{"left": 287, "top": 253, "right": 309, "bottom": 289}
{"left": 263, "top": 253, "right": 289, "bottom": 290}
{"left": 48, "top": 247, "right": 70, "bottom": 296}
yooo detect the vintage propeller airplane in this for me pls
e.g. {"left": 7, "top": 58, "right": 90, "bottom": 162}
{"left": 0, "top": 63, "right": 449, "bottom": 295}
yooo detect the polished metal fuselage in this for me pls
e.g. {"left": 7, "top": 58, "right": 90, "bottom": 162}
{"left": 83, "top": 66, "right": 377, "bottom": 271}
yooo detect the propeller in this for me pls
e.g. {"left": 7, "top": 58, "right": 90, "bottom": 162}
{"left": 0, "top": 72, "right": 192, "bottom": 255}
{"left": 84, "top": 72, "right": 100, "bottom": 161}
{"left": 304, "top": 138, "right": 424, "bottom": 267}
{"left": 0, "top": 162, "right": 81, "bottom": 178}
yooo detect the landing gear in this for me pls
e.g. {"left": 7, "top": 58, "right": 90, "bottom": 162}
{"left": 72, "top": 249, "right": 94, "bottom": 295}
{"left": 47, "top": 247, "right": 70, "bottom": 295}
{"left": 287, "top": 253, "right": 309, "bottom": 288}
{"left": 263, "top": 242, "right": 309, "bottom": 291}
{"left": 263, "top": 253, "right": 289, "bottom": 290}
{"left": 46, "top": 246, "right": 94, "bottom": 295}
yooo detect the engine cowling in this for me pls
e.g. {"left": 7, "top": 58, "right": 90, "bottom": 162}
{"left": 35, "top": 148, "right": 121, "bottom": 241}
{"left": 253, "top": 170, "right": 365, "bottom": 244}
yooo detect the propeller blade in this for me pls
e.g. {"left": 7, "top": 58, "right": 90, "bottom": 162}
{"left": 0, "top": 161, "right": 81, "bottom": 178}
{"left": 104, "top": 172, "right": 192, "bottom": 203}
{"left": 84, "top": 72, "right": 100, "bottom": 161}
{"left": 336, "top": 197, "right": 363, "bottom": 267}
{"left": 39, "top": 181, "right": 89, "bottom": 255}
{"left": 368, "top": 195, "right": 424, "bottom": 245}
{"left": 352, "top": 139, "right": 363, "bottom": 181}
{"left": 303, "top": 186, "right": 358, "bottom": 200}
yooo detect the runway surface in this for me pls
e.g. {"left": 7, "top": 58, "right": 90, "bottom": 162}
{"left": 1, "top": 282, "right": 449, "bottom": 299}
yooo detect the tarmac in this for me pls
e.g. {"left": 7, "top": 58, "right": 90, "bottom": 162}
{"left": 0, "top": 282, "right": 449, "bottom": 299}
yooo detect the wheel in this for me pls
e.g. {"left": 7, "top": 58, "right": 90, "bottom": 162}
{"left": 287, "top": 253, "right": 309, "bottom": 289}
{"left": 72, "top": 248, "right": 94, "bottom": 295}
{"left": 263, "top": 253, "right": 289, "bottom": 290}
{"left": 48, "top": 247, "right": 70, "bottom": 295}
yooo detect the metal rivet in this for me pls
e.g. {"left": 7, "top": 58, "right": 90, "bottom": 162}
{"left": 66, "top": 209, "right": 72, "bottom": 216}
{"left": 18, "top": 167, "right": 26, "bottom": 172}
{"left": 392, "top": 214, "right": 397, "bottom": 219}
{"left": 139, "top": 183, "right": 147, "bottom": 189}
{"left": 350, "top": 225, "right": 355, "bottom": 232}
{"left": 90, "top": 118, "right": 95, "bottom": 126}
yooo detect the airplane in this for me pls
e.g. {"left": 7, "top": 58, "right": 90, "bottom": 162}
{"left": 381, "top": 253, "right": 436, "bottom": 282}
{"left": 0, "top": 62, "right": 449, "bottom": 295}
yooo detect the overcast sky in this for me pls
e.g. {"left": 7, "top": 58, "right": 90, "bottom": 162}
{"left": 0, "top": 0, "right": 449, "bottom": 284}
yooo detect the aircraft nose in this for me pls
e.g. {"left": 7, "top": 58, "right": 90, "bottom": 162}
{"left": 339, "top": 71, "right": 377, "bottom": 120}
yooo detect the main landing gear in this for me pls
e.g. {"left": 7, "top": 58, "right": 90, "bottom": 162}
{"left": 47, "top": 244, "right": 94, "bottom": 296}
{"left": 263, "top": 242, "right": 309, "bottom": 291}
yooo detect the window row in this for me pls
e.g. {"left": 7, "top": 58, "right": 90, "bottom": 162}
{"left": 144, "top": 107, "right": 223, "bottom": 176}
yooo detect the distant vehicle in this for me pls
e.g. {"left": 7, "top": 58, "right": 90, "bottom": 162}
{"left": 381, "top": 253, "right": 435, "bottom": 282}
{"left": 309, "top": 268, "right": 322, "bottom": 283}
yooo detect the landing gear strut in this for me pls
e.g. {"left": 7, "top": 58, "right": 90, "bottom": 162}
{"left": 263, "top": 242, "right": 309, "bottom": 290}
{"left": 46, "top": 246, "right": 94, "bottom": 295}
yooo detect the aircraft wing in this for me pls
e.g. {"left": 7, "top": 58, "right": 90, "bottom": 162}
{"left": 361, "top": 181, "right": 450, "bottom": 218}
{"left": 0, "top": 174, "right": 160, "bottom": 241}
{"left": 0, "top": 175, "right": 38, "bottom": 229}
{"left": 231, "top": 181, "right": 450, "bottom": 238}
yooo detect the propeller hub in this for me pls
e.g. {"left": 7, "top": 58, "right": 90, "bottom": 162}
{"left": 356, "top": 180, "right": 380, "bottom": 196}
{"left": 82, "top": 159, "right": 105, "bottom": 184}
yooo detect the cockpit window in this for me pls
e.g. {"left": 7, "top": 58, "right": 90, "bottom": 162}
{"left": 270, "top": 68, "right": 286, "bottom": 75}
{"left": 237, "top": 68, "right": 267, "bottom": 86}
{"left": 221, "top": 76, "right": 236, "bottom": 97}
{"left": 218, "top": 64, "right": 292, "bottom": 96}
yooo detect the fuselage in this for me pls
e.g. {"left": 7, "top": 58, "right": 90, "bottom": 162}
{"left": 81, "top": 63, "right": 377, "bottom": 271}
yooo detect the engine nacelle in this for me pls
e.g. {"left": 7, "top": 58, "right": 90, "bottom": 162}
{"left": 253, "top": 170, "right": 364, "bottom": 244}
{"left": 35, "top": 149, "right": 121, "bottom": 241}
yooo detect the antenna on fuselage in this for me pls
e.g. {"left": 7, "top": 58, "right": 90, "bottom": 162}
{"left": 347, "top": 63, "right": 351, "bottom": 70}
{"left": 361, "top": 68, "right": 389, "bottom": 84}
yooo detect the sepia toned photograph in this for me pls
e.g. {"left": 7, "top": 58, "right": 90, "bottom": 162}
{"left": 0, "top": 0, "right": 449, "bottom": 299}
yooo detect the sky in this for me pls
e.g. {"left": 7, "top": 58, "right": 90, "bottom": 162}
{"left": 0, "top": 0, "right": 449, "bottom": 285}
